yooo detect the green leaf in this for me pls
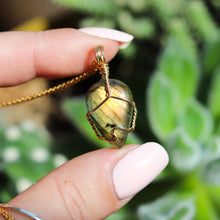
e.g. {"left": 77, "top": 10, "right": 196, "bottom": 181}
{"left": 118, "top": 11, "right": 155, "bottom": 39}
{"left": 186, "top": 0, "right": 219, "bottom": 43}
{"left": 147, "top": 73, "right": 178, "bottom": 141}
{"left": 168, "top": 19, "right": 197, "bottom": 56}
{"left": 79, "top": 17, "right": 115, "bottom": 30}
{"left": 202, "top": 157, "right": 220, "bottom": 186}
{"left": 137, "top": 191, "right": 196, "bottom": 220}
{"left": 0, "top": 121, "right": 55, "bottom": 196}
{"left": 204, "top": 38, "right": 220, "bottom": 74}
{"left": 158, "top": 38, "right": 199, "bottom": 111}
{"left": 208, "top": 67, "right": 220, "bottom": 120}
{"left": 53, "top": 0, "right": 119, "bottom": 16}
{"left": 199, "top": 147, "right": 220, "bottom": 218}
{"left": 194, "top": 180, "right": 219, "bottom": 220}
{"left": 127, "top": 0, "right": 149, "bottom": 13}
{"left": 167, "top": 128, "right": 201, "bottom": 173}
{"left": 204, "top": 136, "right": 220, "bottom": 160}
{"left": 218, "top": 123, "right": 220, "bottom": 135}
{"left": 138, "top": 182, "right": 219, "bottom": 220}
{"left": 207, "top": 185, "right": 220, "bottom": 210}
{"left": 201, "top": 138, "right": 220, "bottom": 186}
{"left": 180, "top": 100, "right": 213, "bottom": 142}
{"left": 62, "top": 97, "right": 142, "bottom": 148}
{"left": 149, "top": 0, "right": 180, "bottom": 23}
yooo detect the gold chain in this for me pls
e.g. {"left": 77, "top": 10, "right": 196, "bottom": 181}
{"left": 0, "top": 206, "right": 15, "bottom": 220}
{"left": 0, "top": 60, "right": 99, "bottom": 108}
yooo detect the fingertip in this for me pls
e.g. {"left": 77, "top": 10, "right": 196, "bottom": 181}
{"left": 113, "top": 142, "right": 169, "bottom": 199}
{"left": 0, "top": 28, "right": 121, "bottom": 86}
{"left": 34, "top": 28, "right": 121, "bottom": 78}
{"left": 6, "top": 142, "right": 169, "bottom": 219}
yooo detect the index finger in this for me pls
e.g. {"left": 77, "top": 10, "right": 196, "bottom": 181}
{"left": 0, "top": 28, "right": 120, "bottom": 87}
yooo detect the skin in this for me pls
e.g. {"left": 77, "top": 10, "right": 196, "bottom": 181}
{"left": 0, "top": 28, "right": 140, "bottom": 219}
{"left": 0, "top": 28, "right": 120, "bottom": 86}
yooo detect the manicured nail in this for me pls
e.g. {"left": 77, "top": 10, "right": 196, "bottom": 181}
{"left": 113, "top": 142, "right": 169, "bottom": 199}
{"left": 79, "top": 27, "right": 134, "bottom": 49}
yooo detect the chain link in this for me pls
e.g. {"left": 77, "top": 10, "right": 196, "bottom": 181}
{"left": 0, "top": 206, "right": 15, "bottom": 220}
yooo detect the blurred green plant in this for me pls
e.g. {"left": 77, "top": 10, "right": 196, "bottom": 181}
{"left": 52, "top": 0, "right": 220, "bottom": 219}
{"left": 145, "top": 31, "right": 220, "bottom": 219}
{"left": 0, "top": 0, "right": 220, "bottom": 219}
{"left": 0, "top": 120, "right": 67, "bottom": 202}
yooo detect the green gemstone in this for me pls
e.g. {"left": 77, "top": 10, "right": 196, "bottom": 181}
{"left": 86, "top": 79, "right": 134, "bottom": 148}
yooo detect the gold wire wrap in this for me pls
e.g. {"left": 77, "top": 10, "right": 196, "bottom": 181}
{"left": 86, "top": 45, "right": 137, "bottom": 147}
{"left": 94, "top": 45, "right": 110, "bottom": 95}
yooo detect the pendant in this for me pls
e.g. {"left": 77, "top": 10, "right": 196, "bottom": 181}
{"left": 0, "top": 44, "right": 136, "bottom": 148}
{"left": 86, "top": 46, "right": 137, "bottom": 148}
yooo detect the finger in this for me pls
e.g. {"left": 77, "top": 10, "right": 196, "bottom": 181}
{"left": 0, "top": 28, "right": 121, "bottom": 87}
{"left": 7, "top": 143, "right": 168, "bottom": 220}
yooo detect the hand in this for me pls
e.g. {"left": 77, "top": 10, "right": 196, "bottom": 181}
{"left": 0, "top": 28, "right": 169, "bottom": 219}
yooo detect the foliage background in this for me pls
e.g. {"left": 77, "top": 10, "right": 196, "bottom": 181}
{"left": 1, "top": 0, "right": 220, "bottom": 219}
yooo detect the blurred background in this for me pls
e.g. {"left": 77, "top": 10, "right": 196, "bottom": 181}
{"left": 1, "top": 0, "right": 220, "bottom": 219}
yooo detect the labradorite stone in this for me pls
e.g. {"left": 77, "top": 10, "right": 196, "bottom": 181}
{"left": 86, "top": 79, "right": 134, "bottom": 148}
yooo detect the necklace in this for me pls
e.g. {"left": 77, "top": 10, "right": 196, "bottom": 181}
{"left": 0, "top": 45, "right": 137, "bottom": 148}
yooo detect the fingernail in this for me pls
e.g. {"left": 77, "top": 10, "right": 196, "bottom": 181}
{"left": 113, "top": 142, "right": 169, "bottom": 199}
{"left": 79, "top": 27, "right": 134, "bottom": 49}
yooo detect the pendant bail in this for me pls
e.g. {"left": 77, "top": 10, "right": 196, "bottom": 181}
{"left": 95, "top": 45, "right": 110, "bottom": 95}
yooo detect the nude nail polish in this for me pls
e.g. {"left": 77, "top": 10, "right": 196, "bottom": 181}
{"left": 112, "top": 142, "right": 169, "bottom": 199}
{"left": 79, "top": 27, "right": 134, "bottom": 49}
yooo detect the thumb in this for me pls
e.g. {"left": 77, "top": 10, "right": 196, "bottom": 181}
{"left": 7, "top": 142, "right": 168, "bottom": 219}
